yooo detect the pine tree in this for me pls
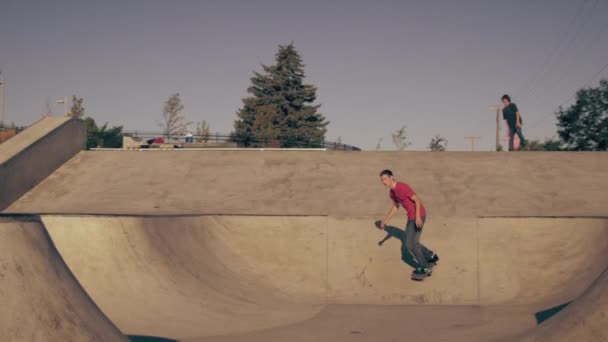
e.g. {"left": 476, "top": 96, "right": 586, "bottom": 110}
{"left": 233, "top": 43, "right": 328, "bottom": 147}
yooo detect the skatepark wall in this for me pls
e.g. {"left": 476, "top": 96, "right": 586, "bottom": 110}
{"left": 0, "top": 116, "right": 85, "bottom": 211}
{"left": 6, "top": 150, "right": 608, "bottom": 218}
{"left": 39, "top": 214, "right": 608, "bottom": 339}
{"left": 2, "top": 144, "right": 607, "bottom": 341}
{"left": 0, "top": 215, "right": 128, "bottom": 341}
{"left": 511, "top": 265, "right": 608, "bottom": 342}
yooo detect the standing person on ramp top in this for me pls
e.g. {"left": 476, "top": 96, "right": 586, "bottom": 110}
{"left": 501, "top": 94, "right": 526, "bottom": 151}
{"left": 379, "top": 169, "right": 439, "bottom": 281}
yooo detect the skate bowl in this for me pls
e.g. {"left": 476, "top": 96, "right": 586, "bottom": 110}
{"left": 33, "top": 215, "right": 608, "bottom": 341}
{"left": 0, "top": 215, "right": 128, "bottom": 342}
{"left": 1, "top": 118, "right": 608, "bottom": 341}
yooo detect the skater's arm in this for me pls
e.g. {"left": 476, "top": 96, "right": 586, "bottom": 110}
{"left": 516, "top": 111, "right": 522, "bottom": 127}
{"left": 412, "top": 194, "right": 423, "bottom": 228}
{"left": 380, "top": 203, "right": 398, "bottom": 229}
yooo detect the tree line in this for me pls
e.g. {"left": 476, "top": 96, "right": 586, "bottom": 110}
{"left": 52, "top": 43, "right": 608, "bottom": 151}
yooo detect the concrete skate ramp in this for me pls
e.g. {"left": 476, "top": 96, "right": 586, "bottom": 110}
{"left": 515, "top": 267, "right": 608, "bottom": 342}
{"left": 0, "top": 216, "right": 128, "bottom": 341}
{"left": 41, "top": 215, "right": 608, "bottom": 341}
{"left": 7, "top": 151, "right": 608, "bottom": 217}
{"left": 0, "top": 116, "right": 85, "bottom": 211}
{"left": 4, "top": 149, "right": 608, "bottom": 341}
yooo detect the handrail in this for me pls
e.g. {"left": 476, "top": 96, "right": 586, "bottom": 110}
{"left": 123, "top": 131, "right": 361, "bottom": 151}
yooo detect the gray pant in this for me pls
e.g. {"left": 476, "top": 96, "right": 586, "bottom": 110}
{"left": 509, "top": 126, "right": 526, "bottom": 151}
{"left": 402, "top": 216, "right": 434, "bottom": 269}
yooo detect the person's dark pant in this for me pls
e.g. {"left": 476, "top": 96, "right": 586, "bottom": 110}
{"left": 402, "top": 216, "right": 434, "bottom": 269}
{"left": 509, "top": 126, "right": 526, "bottom": 151}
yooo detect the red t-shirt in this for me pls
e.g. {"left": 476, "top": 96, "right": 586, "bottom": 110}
{"left": 389, "top": 181, "right": 426, "bottom": 220}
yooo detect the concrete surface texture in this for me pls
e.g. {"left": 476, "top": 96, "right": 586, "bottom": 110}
{"left": 0, "top": 117, "right": 70, "bottom": 164}
{"left": 39, "top": 215, "right": 608, "bottom": 341}
{"left": 516, "top": 266, "right": 608, "bottom": 342}
{"left": 6, "top": 150, "right": 608, "bottom": 217}
{"left": 1, "top": 118, "right": 608, "bottom": 342}
{"left": 0, "top": 216, "right": 128, "bottom": 342}
{"left": 0, "top": 116, "right": 85, "bottom": 211}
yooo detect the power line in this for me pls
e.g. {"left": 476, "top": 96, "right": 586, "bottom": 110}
{"left": 547, "top": 0, "right": 607, "bottom": 91}
{"left": 523, "top": 0, "right": 606, "bottom": 111}
{"left": 525, "top": 0, "right": 601, "bottom": 102}
{"left": 519, "top": 0, "right": 590, "bottom": 97}
{"left": 527, "top": 60, "right": 608, "bottom": 129}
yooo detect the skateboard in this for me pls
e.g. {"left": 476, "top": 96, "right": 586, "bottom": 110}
{"left": 411, "top": 267, "right": 432, "bottom": 281}
{"left": 411, "top": 271, "right": 426, "bottom": 281}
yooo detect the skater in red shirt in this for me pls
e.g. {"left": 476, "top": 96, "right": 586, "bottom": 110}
{"left": 379, "top": 169, "right": 439, "bottom": 281}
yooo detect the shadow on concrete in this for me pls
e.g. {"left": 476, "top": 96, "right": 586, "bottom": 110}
{"left": 374, "top": 220, "right": 418, "bottom": 269}
{"left": 128, "top": 336, "right": 177, "bottom": 342}
{"left": 534, "top": 301, "right": 572, "bottom": 324}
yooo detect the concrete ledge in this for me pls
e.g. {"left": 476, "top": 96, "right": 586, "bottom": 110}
{"left": 0, "top": 116, "right": 85, "bottom": 211}
{"left": 7, "top": 150, "right": 607, "bottom": 217}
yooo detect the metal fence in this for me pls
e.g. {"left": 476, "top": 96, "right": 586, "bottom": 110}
{"left": 124, "top": 131, "right": 361, "bottom": 151}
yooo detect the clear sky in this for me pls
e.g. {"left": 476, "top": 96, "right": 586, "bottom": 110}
{"left": 1, "top": 0, "right": 607, "bottom": 150}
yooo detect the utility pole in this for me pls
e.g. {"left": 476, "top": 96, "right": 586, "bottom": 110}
{"left": 464, "top": 136, "right": 481, "bottom": 152}
{"left": 489, "top": 106, "right": 501, "bottom": 151}
{"left": 0, "top": 70, "right": 5, "bottom": 127}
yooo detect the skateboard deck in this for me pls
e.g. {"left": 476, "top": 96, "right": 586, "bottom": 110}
{"left": 411, "top": 272, "right": 426, "bottom": 281}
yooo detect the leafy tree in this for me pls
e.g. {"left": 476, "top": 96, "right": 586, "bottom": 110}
{"left": 6, "top": 122, "right": 26, "bottom": 133}
{"left": 159, "top": 93, "right": 191, "bottom": 139}
{"left": 555, "top": 79, "right": 608, "bottom": 151}
{"left": 195, "top": 120, "right": 210, "bottom": 143}
{"left": 375, "top": 138, "right": 383, "bottom": 151}
{"left": 516, "top": 137, "right": 563, "bottom": 151}
{"left": 542, "top": 138, "right": 563, "bottom": 151}
{"left": 70, "top": 95, "right": 85, "bottom": 118}
{"left": 85, "top": 117, "right": 97, "bottom": 148}
{"left": 96, "top": 123, "right": 123, "bottom": 148}
{"left": 428, "top": 135, "right": 447, "bottom": 151}
{"left": 522, "top": 139, "right": 545, "bottom": 151}
{"left": 233, "top": 43, "right": 328, "bottom": 147}
{"left": 392, "top": 126, "right": 411, "bottom": 151}
{"left": 519, "top": 138, "right": 563, "bottom": 151}
{"left": 15, "top": 123, "right": 26, "bottom": 133}
{"left": 85, "top": 117, "right": 123, "bottom": 149}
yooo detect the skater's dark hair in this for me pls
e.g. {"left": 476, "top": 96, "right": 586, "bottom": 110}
{"left": 501, "top": 94, "right": 511, "bottom": 102}
{"left": 379, "top": 169, "right": 393, "bottom": 177}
